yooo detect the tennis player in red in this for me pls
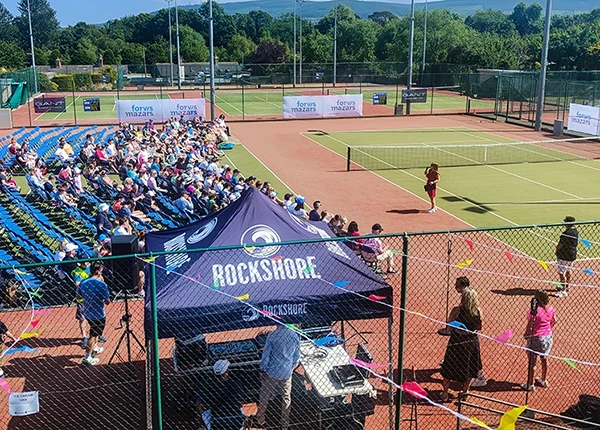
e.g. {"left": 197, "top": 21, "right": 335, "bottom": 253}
{"left": 424, "top": 162, "right": 440, "bottom": 213}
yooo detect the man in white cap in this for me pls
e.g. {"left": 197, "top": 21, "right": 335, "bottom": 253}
{"left": 96, "top": 203, "right": 112, "bottom": 237}
{"left": 194, "top": 359, "right": 245, "bottom": 430}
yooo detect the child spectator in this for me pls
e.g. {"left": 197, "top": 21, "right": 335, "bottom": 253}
{"left": 521, "top": 290, "right": 556, "bottom": 391}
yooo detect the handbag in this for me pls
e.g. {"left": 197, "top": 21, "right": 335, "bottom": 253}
{"left": 424, "top": 183, "right": 435, "bottom": 192}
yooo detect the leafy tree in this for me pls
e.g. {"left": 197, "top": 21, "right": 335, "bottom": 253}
{"left": 337, "top": 19, "right": 379, "bottom": 62}
{"left": 317, "top": 5, "right": 358, "bottom": 34}
{"left": 510, "top": 2, "right": 543, "bottom": 36}
{"left": 102, "top": 49, "right": 121, "bottom": 65}
{"left": 120, "top": 43, "right": 144, "bottom": 65}
{"left": 236, "top": 10, "right": 273, "bottom": 43}
{"left": 251, "top": 39, "right": 288, "bottom": 64}
{"left": 198, "top": 1, "right": 236, "bottom": 48}
{"left": 0, "top": 3, "right": 18, "bottom": 41}
{"left": 302, "top": 29, "right": 333, "bottom": 63}
{"left": 146, "top": 39, "right": 169, "bottom": 64}
{"left": 368, "top": 11, "right": 398, "bottom": 26}
{"left": 179, "top": 26, "right": 209, "bottom": 62}
{"left": 225, "top": 33, "right": 257, "bottom": 64}
{"left": 71, "top": 38, "right": 98, "bottom": 65}
{"left": 34, "top": 46, "right": 51, "bottom": 65}
{"left": 0, "top": 41, "right": 27, "bottom": 68}
{"left": 16, "top": 0, "right": 59, "bottom": 46}
{"left": 465, "top": 9, "right": 517, "bottom": 35}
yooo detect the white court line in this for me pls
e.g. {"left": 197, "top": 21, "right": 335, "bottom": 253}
{"left": 417, "top": 135, "right": 584, "bottom": 200}
{"left": 53, "top": 95, "right": 80, "bottom": 121}
{"left": 448, "top": 127, "right": 600, "bottom": 173}
{"left": 215, "top": 93, "right": 244, "bottom": 115}
{"left": 253, "top": 93, "right": 281, "bottom": 109}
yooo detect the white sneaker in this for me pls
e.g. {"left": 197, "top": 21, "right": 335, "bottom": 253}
{"left": 432, "top": 208, "right": 437, "bottom": 213}
{"left": 555, "top": 290, "right": 568, "bottom": 298}
{"left": 519, "top": 382, "right": 535, "bottom": 392}
{"left": 427, "top": 208, "right": 434, "bottom": 213}
{"left": 0, "top": 368, "right": 4, "bottom": 378}
{"left": 470, "top": 377, "right": 487, "bottom": 388}
{"left": 82, "top": 357, "right": 100, "bottom": 366}
{"left": 535, "top": 378, "right": 549, "bottom": 388}
{"left": 93, "top": 346, "right": 104, "bottom": 356}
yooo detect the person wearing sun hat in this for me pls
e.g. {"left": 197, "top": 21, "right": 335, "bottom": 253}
{"left": 96, "top": 203, "right": 112, "bottom": 237}
{"left": 555, "top": 216, "right": 578, "bottom": 297}
{"left": 193, "top": 359, "right": 245, "bottom": 430}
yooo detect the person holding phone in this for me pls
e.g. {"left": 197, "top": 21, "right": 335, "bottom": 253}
{"left": 424, "top": 163, "right": 440, "bottom": 213}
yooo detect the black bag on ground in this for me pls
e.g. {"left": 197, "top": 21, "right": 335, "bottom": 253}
{"left": 562, "top": 395, "right": 600, "bottom": 427}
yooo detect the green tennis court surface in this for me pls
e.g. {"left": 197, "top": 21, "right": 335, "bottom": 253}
{"left": 214, "top": 90, "right": 301, "bottom": 116}
{"left": 304, "top": 127, "right": 600, "bottom": 230}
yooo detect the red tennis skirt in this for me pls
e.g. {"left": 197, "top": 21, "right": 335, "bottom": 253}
{"left": 427, "top": 188, "right": 436, "bottom": 198}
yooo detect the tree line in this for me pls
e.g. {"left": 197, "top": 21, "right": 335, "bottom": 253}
{"left": 1, "top": 0, "right": 600, "bottom": 74}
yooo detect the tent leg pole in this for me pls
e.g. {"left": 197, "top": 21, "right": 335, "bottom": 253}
{"left": 388, "top": 315, "right": 394, "bottom": 430}
{"left": 150, "top": 256, "right": 164, "bottom": 430}
{"left": 394, "top": 234, "right": 409, "bottom": 430}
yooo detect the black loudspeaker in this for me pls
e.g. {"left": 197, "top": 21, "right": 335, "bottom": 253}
{"left": 111, "top": 235, "right": 139, "bottom": 292}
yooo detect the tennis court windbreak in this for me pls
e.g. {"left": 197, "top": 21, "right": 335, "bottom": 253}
{"left": 345, "top": 137, "right": 600, "bottom": 171}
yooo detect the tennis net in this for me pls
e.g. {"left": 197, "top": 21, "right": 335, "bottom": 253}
{"left": 346, "top": 137, "right": 600, "bottom": 171}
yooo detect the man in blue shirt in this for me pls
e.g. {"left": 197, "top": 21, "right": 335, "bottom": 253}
{"left": 255, "top": 324, "right": 300, "bottom": 430}
{"left": 76, "top": 262, "right": 111, "bottom": 366}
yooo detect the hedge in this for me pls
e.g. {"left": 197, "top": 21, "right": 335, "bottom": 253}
{"left": 51, "top": 74, "right": 75, "bottom": 91}
{"left": 73, "top": 72, "right": 93, "bottom": 89}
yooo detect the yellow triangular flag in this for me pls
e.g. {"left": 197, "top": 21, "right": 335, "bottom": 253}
{"left": 497, "top": 405, "right": 528, "bottom": 430}
{"left": 469, "top": 417, "right": 491, "bottom": 429}
{"left": 143, "top": 256, "right": 158, "bottom": 263}
{"left": 235, "top": 294, "right": 249, "bottom": 301}
{"left": 244, "top": 246, "right": 255, "bottom": 253}
{"left": 20, "top": 332, "right": 40, "bottom": 340}
{"left": 455, "top": 259, "right": 473, "bottom": 269}
{"left": 14, "top": 269, "right": 28, "bottom": 275}
{"left": 537, "top": 260, "right": 549, "bottom": 272}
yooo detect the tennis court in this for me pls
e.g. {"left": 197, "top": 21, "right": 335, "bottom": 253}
{"left": 214, "top": 89, "right": 302, "bottom": 116}
{"left": 304, "top": 127, "right": 600, "bottom": 230}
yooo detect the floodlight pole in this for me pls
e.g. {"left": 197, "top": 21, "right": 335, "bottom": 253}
{"left": 333, "top": 0, "right": 338, "bottom": 87}
{"left": 421, "top": 0, "right": 428, "bottom": 75}
{"left": 26, "top": 0, "right": 38, "bottom": 94}
{"left": 293, "top": 0, "right": 297, "bottom": 87}
{"left": 299, "top": 0, "right": 303, "bottom": 85}
{"left": 166, "top": 0, "right": 174, "bottom": 87}
{"left": 534, "top": 0, "right": 553, "bottom": 131}
{"left": 406, "top": 0, "right": 416, "bottom": 115}
{"left": 209, "top": 0, "right": 216, "bottom": 120}
{"left": 175, "top": 0, "right": 182, "bottom": 90}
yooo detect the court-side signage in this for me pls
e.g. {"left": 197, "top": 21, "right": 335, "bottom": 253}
{"left": 34, "top": 96, "right": 66, "bottom": 113}
{"left": 283, "top": 95, "right": 362, "bottom": 119}
{"left": 568, "top": 103, "right": 600, "bottom": 135}
{"left": 116, "top": 98, "right": 206, "bottom": 123}
{"left": 401, "top": 88, "right": 428, "bottom": 104}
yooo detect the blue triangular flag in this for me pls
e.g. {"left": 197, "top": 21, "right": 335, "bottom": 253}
{"left": 4, "top": 347, "right": 25, "bottom": 355}
{"left": 21, "top": 346, "right": 38, "bottom": 353}
{"left": 333, "top": 280, "right": 350, "bottom": 288}
{"left": 447, "top": 321, "right": 468, "bottom": 330}
{"left": 580, "top": 238, "right": 592, "bottom": 249}
{"left": 314, "top": 336, "right": 345, "bottom": 347}
{"left": 583, "top": 269, "right": 595, "bottom": 275}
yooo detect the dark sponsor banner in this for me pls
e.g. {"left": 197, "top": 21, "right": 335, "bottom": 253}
{"left": 401, "top": 88, "right": 428, "bottom": 104}
{"left": 34, "top": 97, "right": 67, "bottom": 113}
{"left": 83, "top": 98, "right": 101, "bottom": 112}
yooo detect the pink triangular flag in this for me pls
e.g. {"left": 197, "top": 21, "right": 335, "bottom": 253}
{"left": 368, "top": 294, "right": 386, "bottom": 302}
{"left": 350, "top": 358, "right": 389, "bottom": 369}
{"left": 0, "top": 379, "right": 11, "bottom": 395}
{"left": 465, "top": 239, "right": 474, "bottom": 251}
{"left": 30, "top": 319, "right": 41, "bottom": 328}
{"left": 503, "top": 251, "right": 513, "bottom": 263}
{"left": 272, "top": 256, "right": 283, "bottom": 261}
{"left": 494, "top": 329, "right": 513, "bottom": 345}
{"left": 401, "top": 381, "right": 428, "bottom": 398}
{"left": 259, "top": 310, "right": 282, "bottom": 320}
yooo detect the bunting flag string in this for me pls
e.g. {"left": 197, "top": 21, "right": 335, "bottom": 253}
{"left": 302, "top": 265, "right": 314, "bottom": 274}
{"left": 271, "top": 255, "right": 283, "bottom": 261}
{"left": 0, "top": 379, "right": 11, "bottom": 395}
{"left": 244, "top": 245, "right": 256, "bottom": 254}
{"left": 583, "top": 269, "right": 595, "bottom": 275}
{"left": 234, "top": 293, "right": 249, "bottom": 301}
{"left": 503, "top": 251, "right": 514, "bottom": 263}
{"left": 579, "top": 238, "right": 592, "bottom": 249}
{"left": 497, "top": 405, "right": 528, "bottom": 430}
{"left": 465, "top": 239, "right": 474, "bottom": 250}
{"left": 350, "top": 358, "right": 390, "bottom": 370}
{"left": 455, "top": 259, "right": 473, "bottom": 269}
{"left": 367, "top": 294, "right": 386, "bottom": 302}
{"left": 561, "top": 358, "right": 581, "bottom": 373}
{"left": 314, "top": 336, "right": 345, "bottom": 347}
{"left": 400, "top": 381, "right": 428, "bottom": 397}
{"left": 142, "top": 256, "right": 158, "bottom": 263}
{"left": 333, "top": 280, "right": 350, "bottom": 288}
{"left": 494, "top": 329, "right": 513, "bottom": 345}
{"left": 258, "top": 310, "right": 281, "bottom": 319}
{"left": 536, "top": 260, "right": 549, "bottom": 272}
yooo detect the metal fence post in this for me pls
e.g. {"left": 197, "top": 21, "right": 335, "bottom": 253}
{"left": 241, "top": 81, "right": 245, "bottom": 121}
{"left": 394, "top": 234, "right": 409, "bottom": 430}
{"left": 72, "top": 88, "right": 77, "bottom": 125}
{"left": 150, "top": 258, "right": 164, "bottom": 430}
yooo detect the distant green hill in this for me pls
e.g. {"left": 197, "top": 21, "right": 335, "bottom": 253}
{"left": 174, "top": 0, "right": 600, "bottom": 19}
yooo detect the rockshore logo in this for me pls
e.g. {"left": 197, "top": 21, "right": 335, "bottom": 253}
{"left": 187, "top": 218, "right": 218, "bottom": 244}
{"left": 241, "top": 225, "right": 281, "bottom": 258}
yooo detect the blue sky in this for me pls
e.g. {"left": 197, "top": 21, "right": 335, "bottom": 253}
{"left": 4, "top": 0, "right": 423, "bottom": 26}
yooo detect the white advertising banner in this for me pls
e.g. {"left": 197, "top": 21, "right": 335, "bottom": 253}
{"left": 568, "top": 103, "right": 600, "bottom": 135}
{"left": 116, "top": 99, "right": 164, "bottom": 123}
{"left": 116, "top": 98, "right": 206, "bottom": 123}
{"left": 322, "top": 94, "right": 363, "bottom": 117}
{"left": 161, "top": 98, "right": 206, "bottom": 121}
{"left": 283, "top": 96, "right": 324, "bottom": 119}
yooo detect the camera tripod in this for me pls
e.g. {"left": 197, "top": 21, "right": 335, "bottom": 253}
{"left": 108, "top": 290, "right": 145, "bottom": 366}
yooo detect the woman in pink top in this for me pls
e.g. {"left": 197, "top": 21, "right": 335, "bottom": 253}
{"left": 521, "top": 290, "right": 556, "bottom": 391}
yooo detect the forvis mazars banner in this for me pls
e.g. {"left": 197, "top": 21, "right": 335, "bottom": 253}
{"left": 568, "top": 103, "right": 600, "bottom": 135}
{"left": 283, "top": 94, "right": 363, "bottom": 119}
{"left": 116, "top": 98, "right": 206, "bottom": 123}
